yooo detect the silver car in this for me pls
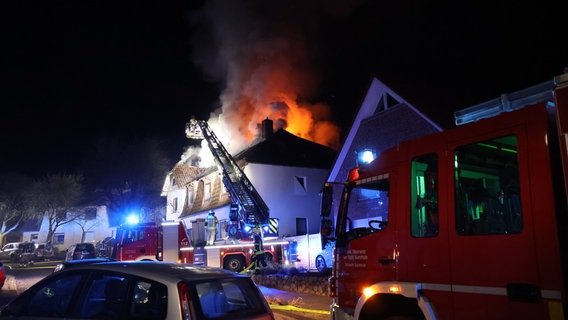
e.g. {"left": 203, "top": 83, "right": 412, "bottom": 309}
{"left": 0, "top": 261, "right": 274, "bottom": 320}
{"left": 0, "top": 242, "right": 25, "bottom": 262}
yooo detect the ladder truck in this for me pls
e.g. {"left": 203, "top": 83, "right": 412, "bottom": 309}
{"left": 322, "top": 72, "right": 568, "bottom": 319}
{"left": 111, "top": 120, "right": 291, "bottom": 272}
{"left": 185, "top": 118, "right": 278, "bottom": 272}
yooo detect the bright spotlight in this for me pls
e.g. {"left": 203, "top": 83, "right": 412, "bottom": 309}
{"left": 357, "top": 149, "right": 376, "bottom": 165}
{"left": 126, "top": 214, "right": 140, "bottom": 225}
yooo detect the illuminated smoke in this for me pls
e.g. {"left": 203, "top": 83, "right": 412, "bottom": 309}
{"left": 188, "top": 1, "right": 366, "bottom": 157}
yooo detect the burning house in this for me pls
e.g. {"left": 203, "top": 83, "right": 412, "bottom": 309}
{"left": 161, "top": 117, "right": 336, "bottom": 244}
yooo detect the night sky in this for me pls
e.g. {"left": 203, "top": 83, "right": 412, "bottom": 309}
{"left": 2, "top": 1, "right": 566, "bottom": 177}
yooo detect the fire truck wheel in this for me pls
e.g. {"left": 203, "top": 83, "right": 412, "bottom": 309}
{"left": 359, "top": 294, "right": 424, "bottom": 320}
{"left": 224, "top": 255, "right": 245, "bottom": 272}
{"left": 315, "top": 255, "right": 327, "bottom": 273}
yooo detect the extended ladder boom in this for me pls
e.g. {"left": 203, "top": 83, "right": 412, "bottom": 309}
{"left": 185, "top": 119, "right": 270, "bottom": 225}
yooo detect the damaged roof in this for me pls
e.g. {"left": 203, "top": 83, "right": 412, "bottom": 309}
{"left": 170, "top": 163, "right": 211, "bottom": 188}
{"left": 235, "top": 129, "right": 336, "bottom": 169}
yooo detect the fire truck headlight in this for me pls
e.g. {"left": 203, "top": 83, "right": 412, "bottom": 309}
{"left": 263, "top": 226, "right": 269, "bottom": 233}
{"left": 244, "top": 225, "right": 251, "bottom": 232}
{"left": 363, "top": 286, "right": 376, "bottom": 298}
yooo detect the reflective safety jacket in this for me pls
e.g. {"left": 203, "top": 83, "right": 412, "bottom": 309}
{"left": 205, "top": 214, "right": 218, "bottom": 230}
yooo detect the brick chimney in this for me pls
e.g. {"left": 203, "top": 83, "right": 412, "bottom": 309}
{"left": 261, "top": 118, "right": 274, "bottom": 140}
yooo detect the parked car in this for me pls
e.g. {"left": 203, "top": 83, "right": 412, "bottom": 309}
{"left": 0, "top": 261, "right": 275, "bottom": 319}
{"left": 314, "top": 240, "right": 335, "bottom": 273}
{"left": 65, "top": 243, "right": 97, "bottom": 261}
{"left": 0, "top": 242, "right": 25, "bottom": 262}
{"left": 0, "top": 262, "right": 5, "bottom": 290}
{"left": 17, "top": 242, "right": 38, "bottom": 267}
{"left": 35, "top": 243, "right": 55, "bottom": 261}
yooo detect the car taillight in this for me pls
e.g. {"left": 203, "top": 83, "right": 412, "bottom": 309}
{"left": 329, "top": 276, "right": 337, "bottom": 297}
{"left": 178, "top": 281, "right": 193, "bottom": 320}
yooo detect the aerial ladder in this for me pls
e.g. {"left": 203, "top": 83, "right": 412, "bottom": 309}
{"left": 185, "top": 118, "right": 272, "bottom": 272}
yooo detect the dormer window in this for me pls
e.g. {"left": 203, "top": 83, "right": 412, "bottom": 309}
{"left": 204, "top": 182, "right": 211, "bottom": 201}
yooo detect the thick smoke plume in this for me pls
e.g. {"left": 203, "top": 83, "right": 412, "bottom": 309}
{"left": 189, "top": 1, "right": 366, "bottom": 156}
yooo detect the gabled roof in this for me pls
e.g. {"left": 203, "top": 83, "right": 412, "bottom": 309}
{"left": 328, "top": 77, "right": 443, "bottom": 182}
{"left": 235, "top": 129, "right": 336, "bottom": 169}
{"left": 170, "top": 164, "right": 210, "bottom": 188}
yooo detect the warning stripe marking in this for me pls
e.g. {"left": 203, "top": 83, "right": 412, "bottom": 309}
{"left": 421, "top": 283, "right": 562, "bottom": 300}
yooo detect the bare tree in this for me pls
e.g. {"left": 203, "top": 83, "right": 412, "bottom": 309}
{"left": 29, "top": 173, "right": 85, "bottom": 244}
{"left": 0, "top": 172, "right": 35, "bottom": 246}
{"left": 74, "top": 212, "right": 102, "bottom": 243}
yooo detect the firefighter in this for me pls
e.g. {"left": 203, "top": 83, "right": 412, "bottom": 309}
{"left": 251, "top": 226, "right": 267, "bottom": 271}
{"left": 205, "top": 210, "right": 218, "bottom": 245}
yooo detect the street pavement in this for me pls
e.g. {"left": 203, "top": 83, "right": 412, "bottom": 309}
{"left": 259, "top": 285, "right": 331, "bottom": 320}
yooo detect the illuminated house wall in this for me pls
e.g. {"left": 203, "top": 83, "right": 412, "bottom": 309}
{"left": 162, "top": 127, "right": 336, "bottom": 240}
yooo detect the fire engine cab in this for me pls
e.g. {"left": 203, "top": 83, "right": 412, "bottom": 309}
{"left": 112, "top": 221, "right": 193, "bottom": 263}
{"left": 322, "top": 72, "right": 568, "bottom": 319}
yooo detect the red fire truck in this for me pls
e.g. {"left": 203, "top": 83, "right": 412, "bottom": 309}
{"left": 112, "top": 221, "right": 193, "bottom": 263}
{"left": 112, "top": 220, "right": 291, "bottom": 272}
{"left": 322, "top": 72, "right": 568, "bottom": 319}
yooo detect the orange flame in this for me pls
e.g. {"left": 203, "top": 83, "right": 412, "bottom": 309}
{"left": 212, "top": 61, "right": 341, "bottom": 153}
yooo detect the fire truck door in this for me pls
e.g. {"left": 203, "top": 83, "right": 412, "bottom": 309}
{"left": 396, "top": 152, "right": 453, "bottom": 318}
{"left": 118, "top": 228, "right": 151, "bottom": 261}
{"left": 448, "top": 131, "right": 546, "bottom": 319}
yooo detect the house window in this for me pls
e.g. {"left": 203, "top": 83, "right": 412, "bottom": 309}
{"left": 187, "top": 188, "right": 194, "bottom": 205}
{"left": 296, "top": 218, "right": 307, "bottom": 235}
{"left": 30, "top": 234, "right": 39, "bottom": 242}
{"left": 294, "top": 176, "right": 307, "bottom": 195}
{"left": 172, "top": 197, "right": 178, "bottom": 213}
{"left": 53, "top": 233, "right": 65, "bottom": 245}
{"left": 204, "top": 182, "right": 211, "bottom": 201}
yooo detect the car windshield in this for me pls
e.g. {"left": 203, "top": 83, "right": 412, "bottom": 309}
{"left": 192, "top": 278, "right": 268, "bottom": 319}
